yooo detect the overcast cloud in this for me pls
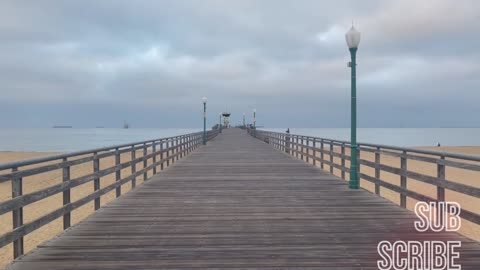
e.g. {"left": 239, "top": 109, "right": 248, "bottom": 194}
{"left": 0, "top": 0, "right": 479, "bottom": 128}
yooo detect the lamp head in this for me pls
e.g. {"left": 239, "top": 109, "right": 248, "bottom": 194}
{"left": 345, "top": 26, "right": 361, "bottom": 49}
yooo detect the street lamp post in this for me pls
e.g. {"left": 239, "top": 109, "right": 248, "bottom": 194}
{"left": 219, "top": 113, "right": 222, "bottom": 133}
{"left": 253, "top": 109, "right": 256, "bottom": 137}
{"left": 345, "top": 26, "right": 361, "bottom": 189}
{"left": 202, "top": 97, "right": 207, "bottom": 145}
{"left": 243, "top": 113, "right": 246, "bottom": 129}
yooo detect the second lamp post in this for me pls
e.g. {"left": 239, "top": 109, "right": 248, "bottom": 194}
{"left": 253, "top": 109, "right": 256, "bottom": 137}
{"left": 202, "top": 97, "right": 207, "bottom": 145}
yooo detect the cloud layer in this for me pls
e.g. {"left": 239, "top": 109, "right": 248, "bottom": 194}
{"left": 0, "top": 0, "right": 478, "bottom": 128}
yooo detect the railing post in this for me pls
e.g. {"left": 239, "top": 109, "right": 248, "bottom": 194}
{"left": 131, "top": 146, "right": 136, "bottom": 188}
{"left": 285, "top": 133, "right": 290, "bottom": 154}
{"left": 400, "top": 150, "right": 407, "bottom": 208}
{"left": 62, "top": 157, "right": 71, "bottom": 229}
{"left": 173, "top": 137, "right": 177, "bottom": 161}
{"left": 176, "top": 137, "right": 180, "bottom": 161}
{"left": 160, "top": 140, "right": 164, "bottom": 170}
{"left": 115, "top": 148, "right": 121, "bottom": 197}
{"left": 179, "top": 137, "right": 183, "bottom": 158}
{"left": 437, "top": 155, "right": 446, "bottom": 226}
{"left": 341, "top": 143, "right": 346, "bottom": 180}
{"left": 12, "top": 166, "right": 24, "bottom": 258}
{"left": 313, "top": 139, "right": 316, "bottom": 166}
{"left": 437, "top": 155, "right": 445, "bottom": 202}
{"left": 182, "top": 136, "right": 188, "bottom": 157}
{"left": 277, "top": 133, "right": 280, "bottom": 149}
{"left": 329, "top": 142, "right": 334, "bottom": 174}
{"left": 192, "top": 134, "right": 195, "bottom": 151}
{"left": 166, "top": 140, "right": 170, "bottom": 167}
{"left": 295, "top": 137, "right": 299, "bottom": 158}
{"left": 93, "top": 152, "right": 100, "bottom": 210}
{"left": 375, "top": 147, "right": 380, "bottom": 195}
{"left": 320, "top": 139, "right": 324, "bottom": 169}
{"left": 301, "top": 137, "right": 304, "bottom": 160}
{"left": 305, "top": 137, "right": 309, "bottom": 163}
{"left": 152, "top": 142, "right": 157, "bottom": 175}
{"left": 143, "top": 143, "right": 148, "bottom": 181}
{"left": 191, "top": 135, "right": 194, "bottom": 152}
{"left": 184, "top": 136, "right": 188, "bottom": 154}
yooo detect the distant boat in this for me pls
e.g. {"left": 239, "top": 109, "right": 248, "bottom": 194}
{"left": 53, "top": 125, "right": 72, "bottom": 128}
{"left": 123, "top": 121, "right": 129, "bottom": 129}
{"left": 96, "top": 126, "right": 104, "bottom": 128}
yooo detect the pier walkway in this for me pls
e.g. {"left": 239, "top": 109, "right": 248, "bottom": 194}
{"left": 7, "top": 129, "right": 480, "bottom": 269}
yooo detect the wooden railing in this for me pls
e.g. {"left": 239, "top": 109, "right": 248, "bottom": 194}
{"left": 0, "top": 129, "right": 219, "bottom": 259}
{"left": 248, "top": 129, "right": 480, "bottom": 226}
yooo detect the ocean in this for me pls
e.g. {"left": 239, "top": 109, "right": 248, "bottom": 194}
{"left": 0, "top": 128, "right": 478, "bottom": 152}
{"left": 264, "top": 128, "right": 480, "bottom": 148}
{"left": 0, "top": 128, "right": 198, "bottom": 152}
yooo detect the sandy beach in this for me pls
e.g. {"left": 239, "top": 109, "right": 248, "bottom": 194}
{"left": 0, "top": 150, "right": 152, "bottom": 269}
{"left": 0, "top": 146, "right": 479, "bottom": 269}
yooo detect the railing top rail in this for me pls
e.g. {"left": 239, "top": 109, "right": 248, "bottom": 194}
{"left": 0, "top": 131, "right": 204, "bottom": 171}
{"left": 257, "top": 129, "right": 480, "bottom": 162}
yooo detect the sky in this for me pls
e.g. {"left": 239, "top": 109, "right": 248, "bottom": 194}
{"left": 0, "top": 0, "right": 479, "bottom": 128}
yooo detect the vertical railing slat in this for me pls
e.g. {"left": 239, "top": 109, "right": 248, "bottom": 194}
{"left": 152, "top": 142, "right": 157, "bottom": 175}
{"left": 400, "top": 150, "right": 407, "bottom": 208}
{"left": 375, "top": 147, "right": 380, "bottom": 195}
{"left": 62, "top": 157, "right": 71, "bottom": 229}
{"left": 357, "top": 146, "right": 361, "bottom": 186}
{"left": 285, "top": 133, "right": 290, "bottom": 154}
{"left": 437, "top": 156, "right": 446, "bottom": 201}
{"left": 93, "top": 152, "right": 100, "bottom": 210}
{"left": 329, "top": 142, "right": 334, "bottom": 174}
{"left": 176, "top": 137, "right": 180, "bottom": 161}
{"left": 11, "top": 166, "right": 24, "bottom": 258}
{"left": 131, "top": 146, "right": 136, "bottom": 188}
{"left": 143, "top": 143, "right": 148, "bottom": 181}
{"left": 320, "top": 139, "right": 324, "bottom": 169}
{"left": 437, "top": 155, "right": 446, "bottom": 227}
{"left": 313, "top": 139, "right": 316, "bottom": 166}
{"left": 160, "top": 140, "right": 165, "bottom": 170}
{"left": 341, "top": 143, "right": 346, "bottom": 180}
{"left": 305, "top": 137, "right": 309, "bottom": 163}
{"left": 301, "top": 137, "right": 304, "bottom": 161}
{"left": 115, "top": 148, "right": 121, "bottom": 197}
{"left": 166, "top": 140, "right": 170, "bottom": 167}
{"left": 296, "top": 137, "right": 299, "bottom": 158}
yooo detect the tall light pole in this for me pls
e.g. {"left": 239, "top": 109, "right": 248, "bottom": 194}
{"left": 243, "top": 113, "right": 246, "bottom": 128}
{"left": 345, "top": 25, "right": 361, "bottom": 189}
{"left": 219, "top": 113, "right": 222, "bottom": 133}
{"left": 253, "top": 109, "right": 256, "bottom": 137}
{"left": 202, "top": 97, "right": 207, "bottom": 145}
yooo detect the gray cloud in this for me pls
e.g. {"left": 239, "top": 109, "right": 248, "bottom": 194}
{"left": 0, "top": 0, "right": 478, "bottom": 128}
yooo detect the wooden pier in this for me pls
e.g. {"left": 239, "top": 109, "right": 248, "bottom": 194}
{"left": 4, "top": 129, "right": 480, "bottom": 269}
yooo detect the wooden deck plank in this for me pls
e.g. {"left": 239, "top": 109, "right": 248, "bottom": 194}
{"left": 7, "top": 128, "right": 480, "bottom": 269}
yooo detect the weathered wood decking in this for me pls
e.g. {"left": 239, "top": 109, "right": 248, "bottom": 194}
{"left": 7, "top": 129, "right": 480, "bottom": 269}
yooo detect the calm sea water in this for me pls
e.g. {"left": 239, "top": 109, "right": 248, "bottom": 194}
{"left": 0, "top": 128, "right": 478, "bottom": 152}
{"left": 265, "top": 128, "right": 480, "bottom": 148}
{"left": 0, "top": 128, "right": 198, "bottom": 152}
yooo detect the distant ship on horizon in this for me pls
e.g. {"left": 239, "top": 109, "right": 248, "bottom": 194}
{"left": 52, "top": 125, "right": 72, "bottom": 128}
